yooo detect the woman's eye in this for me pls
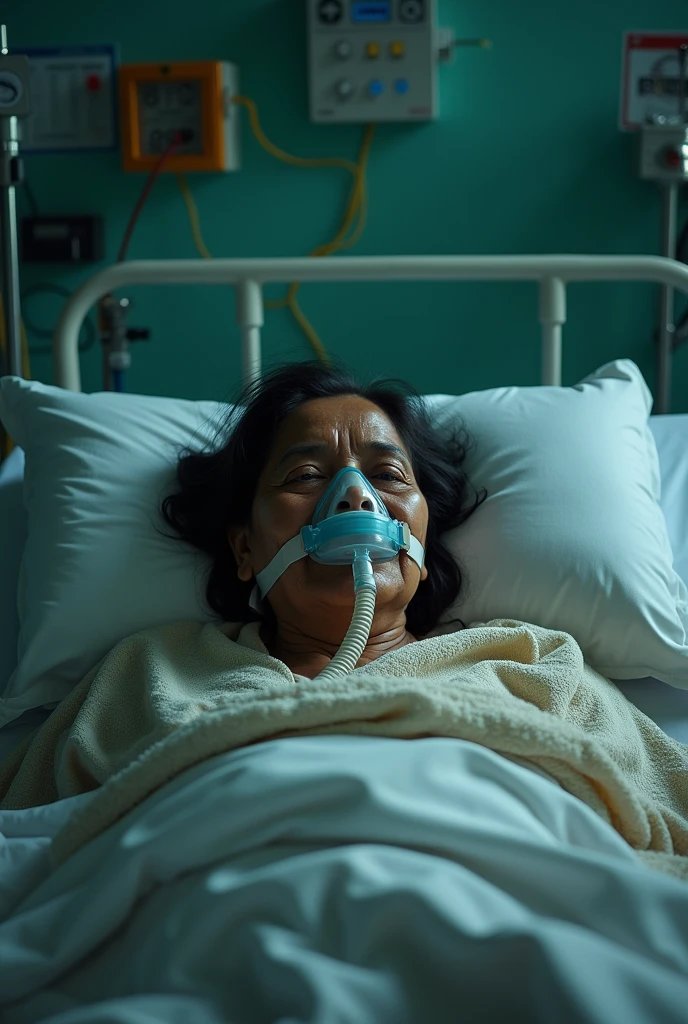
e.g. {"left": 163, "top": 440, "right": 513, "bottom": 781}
{"left": 286, "top": 470, "right": 324, "bottom": 484}
{"left": 371, "top": 470, "right": 404, "bottom": 483}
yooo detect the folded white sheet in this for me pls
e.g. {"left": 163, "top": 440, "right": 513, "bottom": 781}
{"left": 651, "top": 414, "right": 688, "bottom": 586}
{"left": 1, "top": 736, "right": 687, "bottom": 1024}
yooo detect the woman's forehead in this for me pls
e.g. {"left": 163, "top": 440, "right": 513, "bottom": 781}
{"left": 273, "top": 396, "right": 405, "bottom": 449}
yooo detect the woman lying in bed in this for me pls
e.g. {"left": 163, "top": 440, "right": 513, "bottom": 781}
{"left": 161, "top": 362, "right": 484, "bottom": 677}
{"left": 1, "top": 362, "right": 687, "bottom": 880}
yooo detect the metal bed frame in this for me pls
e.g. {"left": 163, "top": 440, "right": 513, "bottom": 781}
{"left": 52, "top": 254, "right": 688, "bottom": 408}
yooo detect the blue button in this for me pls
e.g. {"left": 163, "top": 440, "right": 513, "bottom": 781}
{"left": 368, "top": 78, "right": 384, "bottom": 97}
{"left": 394, "top": 78, "right": 409, "bottom": 95}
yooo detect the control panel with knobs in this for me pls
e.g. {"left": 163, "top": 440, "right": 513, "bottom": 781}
{"left": 308, "top": 0, "right": 437, "bottom": 123}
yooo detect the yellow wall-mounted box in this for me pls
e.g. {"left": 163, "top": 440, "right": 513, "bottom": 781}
{"left": 119, "top": 60, "right": 240, "bottom": 172}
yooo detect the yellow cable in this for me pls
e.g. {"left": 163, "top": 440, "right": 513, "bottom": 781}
{"left": 176, "top": 173, "right": 213, "bottom": 259}
{"left": 174, "top": 96, "right": 377, "bottom": 361}
{"left": 313, "top": 122, "right": 375, "bottom": 256}
{"left": 232, "top": 95, "right": 358, "bottom": 177}
{"left": 231, "top": 94, "right": 369, "bottom": 328}
{"left": 21, "top": 320, "right": 31, "bottom": 379}
{"left": 0, "top": 296, "right": 32, "bottom": 382}
{"left": 287, "top": 288, "right": 331, "bottom": 364}
{"left": 282, "top": 122, "right": 375, "bottom": 353}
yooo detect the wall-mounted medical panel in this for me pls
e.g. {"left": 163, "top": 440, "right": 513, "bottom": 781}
{"left": 119, "top": 61, "right": 240, "bottom": 172}
{"left": 308, "top": 0, "right": 437, "bottom": 123}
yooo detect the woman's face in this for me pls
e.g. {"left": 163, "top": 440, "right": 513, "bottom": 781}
{"left": 229, "top": 395, "right": 429, "bottom": 630}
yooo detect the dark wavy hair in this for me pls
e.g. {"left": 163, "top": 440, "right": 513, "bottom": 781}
{"left": 161, "top": 362, "right": 485, "bottom": 636}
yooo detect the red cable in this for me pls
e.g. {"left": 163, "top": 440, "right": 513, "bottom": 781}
{"left": 103, "top": 134, "right": 183, "bottom": 391}
{"left": 117, "top": 133, "right": 183, "bottom": 262}
{"left": 104, "top": 133, "right": 184, "bottom": 391}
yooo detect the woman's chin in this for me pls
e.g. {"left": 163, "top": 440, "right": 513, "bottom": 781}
{"left": 299, "top": 563, "right": 405, "bottom": 605}
{"left": 304, "top": 564, "right": 361, "bottom": 601}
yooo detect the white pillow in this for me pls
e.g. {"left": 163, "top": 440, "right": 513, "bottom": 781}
{"left": 431, "top": 360, "right": 688, "bottom": 686}
{"left": 0, "top": 359, "right": 686, "bottom": 727}
{"left": 649, "top": 414, "right": 688, "bottom": 588}
{"left": 0, "top": 379, "right": 224, "bottom": 726}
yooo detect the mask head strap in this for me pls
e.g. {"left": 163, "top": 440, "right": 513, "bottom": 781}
{"left": 249, "top": 533, "right": 306, "bottom": 612}
{"left": 248, "top": 529, "right": 424, "bottom": 612}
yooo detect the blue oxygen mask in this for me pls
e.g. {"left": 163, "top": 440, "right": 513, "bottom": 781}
{"left": 252, "top": 467, "right": 425, "bottom": 605}
{"left": 250, "top": 465, "right": 425, "bottom": 682}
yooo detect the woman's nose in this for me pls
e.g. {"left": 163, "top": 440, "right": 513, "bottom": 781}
{"left": 335, "top": 486, "right": 374, "bottom": 513}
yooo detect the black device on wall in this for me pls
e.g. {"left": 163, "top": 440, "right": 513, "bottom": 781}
{"left": 20, "top": 215, "right": 104, "bottom": 263}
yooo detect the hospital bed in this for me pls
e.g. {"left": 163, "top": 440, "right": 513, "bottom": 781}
{"left": 1, "top": 253, "right": 688, "bottom": 1023}
{"left": 1, "top": 403, "right": 687, "bottom": 756}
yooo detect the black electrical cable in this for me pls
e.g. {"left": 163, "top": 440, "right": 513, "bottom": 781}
{"left": 22, "top": 178, "right": 40, "bottom": 218}
{"left": 20, "top": 283, "right": 97, "bottom": 353}
{"left": 677, "top": 217, "right": 688, "bottom": 265}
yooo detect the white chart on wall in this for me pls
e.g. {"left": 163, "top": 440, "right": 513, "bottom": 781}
{"left": 18, "top": 45, "right": 117, "bottom": 153}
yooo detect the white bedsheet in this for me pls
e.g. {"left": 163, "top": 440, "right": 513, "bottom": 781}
{"left": 0, "top": 447, "right": 25, "bottom": 692}
{"left": 1, "top": 735, "right": 687, "bottom": 1024}
{"left": 651, "top": 414, "right": 688, "bottom": 587}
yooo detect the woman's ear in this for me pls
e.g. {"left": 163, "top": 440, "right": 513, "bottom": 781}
{"left": 420, "top": 564, "right": 429, "bottom": 582}
{"left": 227, "top": 526, "right": 253, "bottom": 582}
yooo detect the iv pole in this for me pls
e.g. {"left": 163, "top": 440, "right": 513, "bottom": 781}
{"left": 657, "top": 44, "right": 686, "bottom": 415}
{"left": 0, "top": 24, "right": 30, "bottom": 378}
{"left": 656, "top": 182, "right": 678, "bottom": 414}
{"left": 649, "top": 43, "right": 688, "bottom": 414}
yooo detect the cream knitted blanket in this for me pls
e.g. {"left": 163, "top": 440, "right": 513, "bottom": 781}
{"left": 1, "top": 618, "right": 687, "bottom": 876}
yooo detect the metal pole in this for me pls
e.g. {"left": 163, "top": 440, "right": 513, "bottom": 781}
{"left": 0, "top": 123, "right": 22, "bottom": 377}
{"left": 539, "top": 277, "right": 566, "bottom": 385}
{"left": 235, "top": 279, "right": 263, "bottom": 385}
{"left": 656, "top": 183, "right": 678, "bottom": 414}
{"left": 0, "top": 24, "right": 24, "bottom": 378}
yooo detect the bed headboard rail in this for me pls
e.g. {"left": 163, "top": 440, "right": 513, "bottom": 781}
{"left": 52, "top": 255, "right": 688, "bottom": 406}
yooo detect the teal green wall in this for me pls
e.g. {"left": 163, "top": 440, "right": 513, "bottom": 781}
{"left": 11, "top": 0, "right": 688, "bottom": 408}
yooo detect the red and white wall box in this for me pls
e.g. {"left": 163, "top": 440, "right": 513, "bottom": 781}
{"left": 620, "top": 32, "right": 688, "bottom": 131}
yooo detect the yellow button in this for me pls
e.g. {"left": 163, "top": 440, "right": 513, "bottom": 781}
{"left": 390, "top": 40, "right": 405, "bottom": 58}
{"left": 366, "top": 41, "right": 380, "bottom": 58}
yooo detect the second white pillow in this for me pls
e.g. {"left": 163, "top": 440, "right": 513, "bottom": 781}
{"left": 430, "top": 360, "right": 688, "bottom": 686}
